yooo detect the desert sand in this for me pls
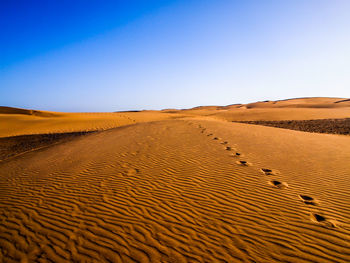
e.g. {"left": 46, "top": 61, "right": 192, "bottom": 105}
{"left": 1, "top": 98, "right": 350, "bottom": 262}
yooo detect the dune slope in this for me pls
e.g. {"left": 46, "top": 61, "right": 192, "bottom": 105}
{"left": 181, "top": 97, "right": 350, "bottom": 121}
{"left": 0, "top": 109, "right": 183, "bottom": 138}
{"left": 1, "top": 118, "right": 349, "bottom": 262}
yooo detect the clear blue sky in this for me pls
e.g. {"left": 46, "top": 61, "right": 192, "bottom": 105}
{"left": 1, "top": 0, "right": 350, "bottom": 112}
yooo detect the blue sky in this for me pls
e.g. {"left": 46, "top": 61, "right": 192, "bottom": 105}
{"left": 1, "top": 0, "right": 350, "bottom": 112}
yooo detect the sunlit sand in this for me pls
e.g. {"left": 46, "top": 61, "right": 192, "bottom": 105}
{"left": 1, "top": 97, "right": 350, "bottom": 262}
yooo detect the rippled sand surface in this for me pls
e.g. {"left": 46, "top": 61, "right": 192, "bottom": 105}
{"left": 1, "top": 98, "right": 350, "bottom": 262}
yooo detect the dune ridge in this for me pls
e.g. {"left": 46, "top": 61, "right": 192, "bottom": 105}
{"left": 0, "top": 106, "right": 59, "bottom": 117}
{"left": 0, "top": 109, "right": 184, "bottom": 138}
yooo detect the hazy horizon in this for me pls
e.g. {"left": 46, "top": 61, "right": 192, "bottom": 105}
{"left": 1, "top": 0, "right": 350, "bottom": 112}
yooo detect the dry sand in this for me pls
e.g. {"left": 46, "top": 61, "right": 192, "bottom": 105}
{"left": 1, "top": 98, "right": 350, "bottom": 262}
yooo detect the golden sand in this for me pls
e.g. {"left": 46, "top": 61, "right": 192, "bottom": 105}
{"left": 0, "top": 98, "right": 350, "bottom": 262}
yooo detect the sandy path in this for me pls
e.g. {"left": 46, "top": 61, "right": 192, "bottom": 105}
{"left": 0, "top": 119, "right": 349, "bottom": 262}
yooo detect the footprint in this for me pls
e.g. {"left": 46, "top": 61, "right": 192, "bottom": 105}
{"left": 207, "top": 133, "right": 213, "bottom": 137}
{"left": 299, "top": 195, "right": 318, "bottom": 205}
{"left": 311, "top": 213, "right": 336, "bottom": 227}
{"left": 236, "top": 160, "right": 251, "bottom": 166}
{"left": 225, "top": 146, "right": 232, "bottom": 151}
{"left": 221, "top": 141, "right": 228, "bottom": 145}
{"left": 313, "top": 213, "right": 325, "bottom": 222}
{"left": 213, "top": 137, "right": 220, "bottom": 140}
{"left": 233, "top": 152, "right": 242, "bottom": 157}
{"left": 260, "top": 168, "right": 278, "bottom": 175}
{"left": 123, "top": 168, "right": 140, "bottom": 177}
{"left": 269, "top": 180, "right": 288, "bottom": 189}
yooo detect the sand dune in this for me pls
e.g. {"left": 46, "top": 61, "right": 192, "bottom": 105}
{"left": 182, "top": 98, "right": 350, "bottom": 121}
{"left": 0, "top": 107, "right": 184, "bottom": 138}
{"left": 0, "top": 106, "right": 60, "bottom": 117}
{"left": 2, "top": 98, "right": 350, "bottom": 138}
{"left": 1, "top": 99, "right": 350, "bottom": 262}
{"left": 243, "top": 97, "right": 350, "bottom": 109}
{"left": 186, "top": 97, "right": 350, "bottom": 111}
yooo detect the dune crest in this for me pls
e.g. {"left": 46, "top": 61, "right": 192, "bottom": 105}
{"left": 0, "top": 106, "right": 59, "bottom": 117}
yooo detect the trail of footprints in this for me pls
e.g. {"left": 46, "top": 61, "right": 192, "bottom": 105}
{"left": 192, "top": 122, "right": 336, "bottom": 228}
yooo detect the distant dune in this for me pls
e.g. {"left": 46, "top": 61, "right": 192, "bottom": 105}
{"left": 0, "top": 106, "right": 59, "bottom": 117}
{"left": 182, "top": 97, "right": 350, "bottom": 121}
{"left": 243, "top": 97, "right": 350, "bottom": 109}
{"left": 1, "top": 97, "right": 350, "bottom": 137}
{"left": 186, "top": 97, "right": 350, "bottom": 110}
{"left": 0, "top": 106, "right": 183, "bottom": 138}
{"left": 1, "top": 98, "right": 350, "bottom": 262}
